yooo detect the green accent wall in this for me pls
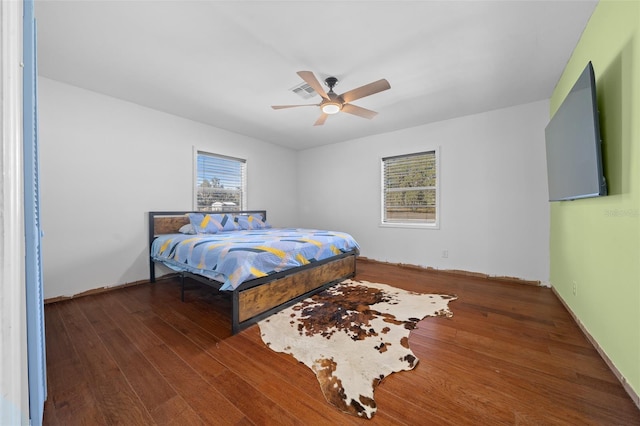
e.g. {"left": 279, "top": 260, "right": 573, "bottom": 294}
{"left": 549, "top": 0, "right": 640, "bottom": 397}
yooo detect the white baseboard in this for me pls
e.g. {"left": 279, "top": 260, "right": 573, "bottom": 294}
{"left": 551, "top": 287, "right": 640, "bottom": 410}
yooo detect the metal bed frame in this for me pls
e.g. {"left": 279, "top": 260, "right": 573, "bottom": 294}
{"left": 148, "top": 211, "right": 357, "bottom": 334}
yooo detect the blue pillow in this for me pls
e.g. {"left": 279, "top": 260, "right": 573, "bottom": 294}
{"left": 237, "top": 214, "right": 271, "bottom": 230}
{"left": 187, "top": 213, "right": 219, "bottom": 234}
{"left": 207, "top": 213, "right": 240, "bottom": 232}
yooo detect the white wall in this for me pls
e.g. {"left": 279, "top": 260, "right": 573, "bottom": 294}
{"left": 39, "top": 77, "right": 551, "bottom": 298}
{"left": 297, "top": 100, "right": 550, "bottom": 284}
{"left": 39, "top": 78, "right": 298, "bottom": 299}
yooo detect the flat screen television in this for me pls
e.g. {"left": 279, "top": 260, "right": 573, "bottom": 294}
{"left": 545, "top": 61, "right": 607, "bottom": 201}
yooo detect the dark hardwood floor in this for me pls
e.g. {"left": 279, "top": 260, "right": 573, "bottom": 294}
{"left": 42, "top": 260, "right": 640, "bottom": 425}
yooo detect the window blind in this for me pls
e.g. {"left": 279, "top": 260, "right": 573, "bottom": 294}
{"left": 382, "top": 150, "right": 437, "bottom": 224}
{"left": 196, "top": 152, "right": 246, "bottom": 211}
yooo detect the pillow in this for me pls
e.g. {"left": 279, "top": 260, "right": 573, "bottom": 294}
{"left": 188, "top": 212, "right": 240, "bottom": 233}
{"left": 178, "top": 223, "right": 196, "bottom": 234}
{"left": 187, "top": 213, "right": 219, "bottom": 234}
{"left": 207, "top": 213, "right": 241, "bottom": 232}
{"left": 237, "top": 214, "right": 271, "bottom": 230}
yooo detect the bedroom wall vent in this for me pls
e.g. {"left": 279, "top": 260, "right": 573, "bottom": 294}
{"left": 290, "top": 82, "right": 316, "bottom": 99}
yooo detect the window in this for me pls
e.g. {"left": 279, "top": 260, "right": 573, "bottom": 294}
{"left": 381, "top": 150, "right": 439, "bottom": 227}
{"left": 194, "top": 151, "right": 246, "bottom": 211}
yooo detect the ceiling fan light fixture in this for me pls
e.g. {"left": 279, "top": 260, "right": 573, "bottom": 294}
{"left": 321, "top": 102, "right": 341, "bottom": 114}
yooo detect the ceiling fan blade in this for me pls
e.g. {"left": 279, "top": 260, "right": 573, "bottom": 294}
{"left": 340, "top": 79, "right": 390, "bottom": 103}
{"left": 341, "top": 103, "right": 378, "bottom": 119}
{"left": 297, "top": 71, "right": 330, "bottom": 100}
{"left": 314, "top": 113, "right": 329, "bottom": 126}
{"left": 271, "top": 104, "right": 318, "bottom": 110}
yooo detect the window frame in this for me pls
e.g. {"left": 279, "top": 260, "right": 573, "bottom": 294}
{"left": 380, "top": 147, "right": 440, "bottom": 229}
{"left": 193, "top": 149, "right": 247, "bottom": 212}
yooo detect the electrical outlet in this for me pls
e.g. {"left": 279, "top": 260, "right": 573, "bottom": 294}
{"left": 442, "top": 249, "right": 448, "bottom": 258}
{"left": 572, "top": 281, "right": 577, "bottom": 296}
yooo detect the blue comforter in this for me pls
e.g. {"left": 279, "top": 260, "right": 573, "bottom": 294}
{"left": 151, "top": 228, "right": 360, "bottom": 291}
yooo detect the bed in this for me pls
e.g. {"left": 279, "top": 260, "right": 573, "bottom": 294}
{"left": 148, "top": 211, "right": 359, "bottom": 334}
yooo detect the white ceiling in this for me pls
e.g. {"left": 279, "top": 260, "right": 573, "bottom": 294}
{"left": 35, "top": 0, "right": 597, "bottom": 151}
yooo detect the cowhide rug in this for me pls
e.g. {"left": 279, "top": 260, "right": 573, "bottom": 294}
{"left": 258, "top": 279, "right": 457, "bottom": 419}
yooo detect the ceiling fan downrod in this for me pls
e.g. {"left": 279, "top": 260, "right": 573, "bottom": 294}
{"left": 324, "top": 76, "right": 338, "bottom": 91}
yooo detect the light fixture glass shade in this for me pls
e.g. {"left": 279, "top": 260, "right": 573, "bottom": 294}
{"left": 321, "top": 103, "right": 341, "bottom": 114}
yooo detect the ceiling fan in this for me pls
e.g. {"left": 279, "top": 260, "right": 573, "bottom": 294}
{"left": 271, "top": 71, "right": 391, "bottom": 126}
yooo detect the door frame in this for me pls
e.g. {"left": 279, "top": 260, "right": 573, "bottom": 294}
{"left": 0, "top": 0, "right": 29, "bottom": 424}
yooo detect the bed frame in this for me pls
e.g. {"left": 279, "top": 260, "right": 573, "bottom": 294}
{"left": 148, "top": 211, "right": 357, "bottom": 334}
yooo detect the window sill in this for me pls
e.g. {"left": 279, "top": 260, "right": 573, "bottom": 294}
{"left": 379, "top": 222, "right": 440, "bottom": 230}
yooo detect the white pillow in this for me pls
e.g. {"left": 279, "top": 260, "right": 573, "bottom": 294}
{"left": 178, "top": 223, "right": 196, "bottom": 234}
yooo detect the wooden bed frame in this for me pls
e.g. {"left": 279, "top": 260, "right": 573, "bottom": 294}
{"left": 148, "top": 211, "right": 358, "bottom": 334}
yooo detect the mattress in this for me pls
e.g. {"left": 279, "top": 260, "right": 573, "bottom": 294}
{"left": 151, "top": 228, "right": 360, "bottom": 290}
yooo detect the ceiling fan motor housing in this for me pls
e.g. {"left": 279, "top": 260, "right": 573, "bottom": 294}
{"left": 321, "top": 77, "right": 342, "bottom": 113}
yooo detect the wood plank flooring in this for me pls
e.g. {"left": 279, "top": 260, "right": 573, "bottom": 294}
{"left": 42, "top": 260, "right": 640, "bottom": 425}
